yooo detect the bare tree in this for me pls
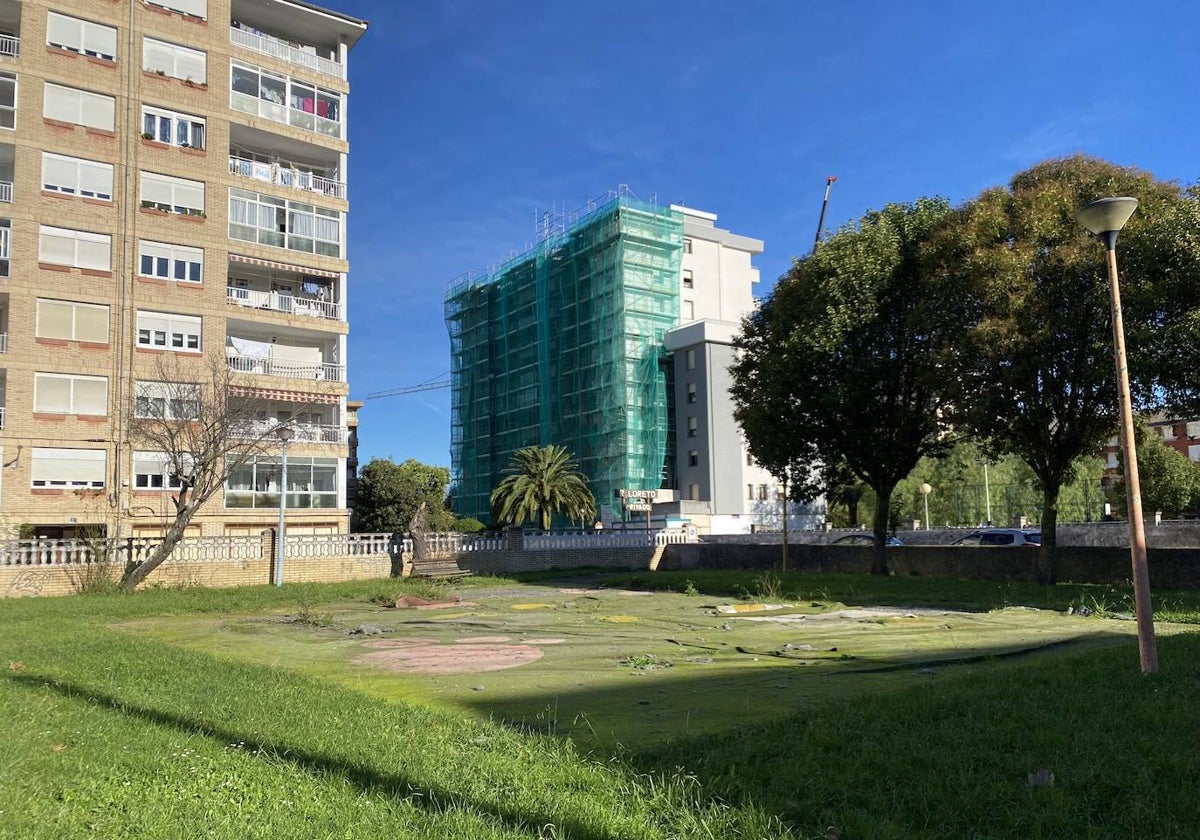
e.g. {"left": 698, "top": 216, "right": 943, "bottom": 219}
{"left": 120, "top": 353, "right": 331, "bottom": 591}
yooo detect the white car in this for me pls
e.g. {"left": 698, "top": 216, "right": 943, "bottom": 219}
{"left": 952, "top": 529, "right": 1041, "bottom": 547}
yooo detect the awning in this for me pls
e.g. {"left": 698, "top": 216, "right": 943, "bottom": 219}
{"left": 229, "top": 253, "right": 340, "bottom": 279}
{"left": 228, "top": 385, "right": 340, "bottom": 405}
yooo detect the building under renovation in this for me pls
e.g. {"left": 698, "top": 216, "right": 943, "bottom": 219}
{"left": 445, "top": 189, "right": 821, "bottom": 533}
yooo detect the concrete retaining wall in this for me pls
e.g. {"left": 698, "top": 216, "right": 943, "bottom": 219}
{"left": 660, "top": 543, "right": 1200, "bottom": 589}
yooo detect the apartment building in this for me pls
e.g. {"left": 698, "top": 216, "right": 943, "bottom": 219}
{"left": 444, "top": 191, "right": 815, "bottom": 534}
{"left": 0, "top": 0, "right": 366, "bottom": 539}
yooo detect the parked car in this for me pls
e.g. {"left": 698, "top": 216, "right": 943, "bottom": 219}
{"left": 831, "top": 534, "right": 904, "bottom": 546}
{"left": 952, "top": 529, "right": 1041, "bottom": 547}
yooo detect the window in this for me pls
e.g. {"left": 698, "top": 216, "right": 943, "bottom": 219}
{"left": 230, "top": 61, "right": 342, "bottom": 138}
{"left": 141, "top": 171, "right": 204, "bottom": 215}
{"left": 688, "top": 450, "right": 698, "bottom": 467}
{"left": 0, "top": 71, "right": 15, "bottom": 129}
{"left": 686, "top": 382, "right": 696, "bottom": 404}
{"left": 39, "top": 226, "right": 111, "bottom": 271}
{"left": 682, "top": 300, "right": 694, "bottom": 321}
{"left": 133, "top": 452, "right": 186, "bottom": 490}
{"left": 136, "top": 310, "right": 201, "bottom": 351}
{"left": 1188, "top": 421, "right": 1200, "bottom": 439}
{"left": 34, "top": 373, "right": 108, "bottom": 415}
{"left": 1105, "top": 451, "right": 1119, "bottom": 469}
{"left": 747, "top": 484, "right": 754, "bottom": 500}
{"left": 0, "top": 219, "right": 9, "bottom": 276}
{"left": 134, "top": 380, "right": 201, "bottom": 420}
{"left": 687, "top": 416, "right": 698, "bottom": 438}
{"left": 758, "top": 484, "right": 768, "bottom": 501}
{"left": 682, "top": 269, "right": 693, "bottom": 288}
{"left": 46, "top": 12, "right": 117, "bottom": 61}
{"left": 746, "top": 452, "right": 754, "bottom": 466}
{"left": 32, "top": 447, "right": 105, "bottom": 489}
{"left": 1189, "top": 445, "right": 1200, "bottom": 463}
{"left": 142, "top": 106, "right": 205, "bottom": 149}
{"left": 139, "top": 240, "right": 203, "bottom": 282}
{"left": 689, "top": 483, "right": 700, "bottom": 501}
{"left": 229, "top": 188, "right": 342, "bottom": 257}
{"left": 143, "top": 37, "right": 206, "bottom": 83}
{"left": 42, "top": 152, "right": 113, "bottom": 200}
{"left": 225, "top": 455, "right": 338, "bottom": 509}
{"left": 44, "top": 83, "right": 115, "bottom": 131}
{"left": 685, "top": 348, "right": 695, "bottom": 371}
{"left": 36, "top": 299, "right": 109, "bottom": 342}
{"left": 148, "top": 0, "right": 207, "bottom": 19}
{"left": 1160, "top": 424, "right": 1177, "bottom": 441}
{"left": 683, "top": 238, "right": 693, "bottom": 254}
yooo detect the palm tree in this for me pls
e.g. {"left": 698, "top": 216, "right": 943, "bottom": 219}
{"left": 490, "top": 445, "right": 595, "bottom": 530}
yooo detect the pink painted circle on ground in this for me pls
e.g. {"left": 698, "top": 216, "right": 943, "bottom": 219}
{"left": 454, "top": 636, "right": 511, "bottom": 644}
{"left": 353, "top": 643, "right": 543, "bottom": 674}
{"left": 523, "top": 638, "right": 566, "bottom": 645}
{"left": 616, "top": 590, "right": 654, "bottom": 597}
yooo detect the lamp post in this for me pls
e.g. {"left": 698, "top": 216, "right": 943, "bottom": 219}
{"left": 981, "top": 459, "right": 992, "bottom": 526}
{"left": 1077, "top": 196, "right": 1157, "bottom": 674}
{"left": 919, "top": 483, "right": 932, "bottom": 530}
{"left": 274, "top": 425, "right": 293, "bottom": 587}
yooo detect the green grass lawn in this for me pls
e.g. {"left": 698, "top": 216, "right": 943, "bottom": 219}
{"left": 2, "top": 572, "right": 1198, "bottom": 839}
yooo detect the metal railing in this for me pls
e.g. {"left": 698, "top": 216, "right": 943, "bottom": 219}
{"left": 0, "top": 34, "right": 18, "bottom": 59}
{"left": 226, "top": 285, "right": 342, "bottom": 320}
{"left": 229, "top": 26, "right": 343, "bottom": 80}
{"left": 226, "top": 352, "right": 345, "bottom": 382}
{"left": 229, "top": 156, "right": 345, "bottom": 199}
{"left": 0, "top": 332, "right": 6, "bottom": 353}
{"left": 233, "top": 418, "right": 346, "bottom": 444}
{"left": 0, "top": 406, "right": 5, "bottom": 429}
{"left": 523, "top": 528, "right": 690, "bottom": 550}
{"left": 0, "top": 181, "right": 12, "bottom": 203}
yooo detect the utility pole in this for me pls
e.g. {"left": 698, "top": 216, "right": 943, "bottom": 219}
{"left": 813, "top": 176, "right": 837, "bottom": 254}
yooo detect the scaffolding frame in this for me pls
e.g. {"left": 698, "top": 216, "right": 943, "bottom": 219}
{"left": 445, "top": 194, "right": 682, "bottom": 523}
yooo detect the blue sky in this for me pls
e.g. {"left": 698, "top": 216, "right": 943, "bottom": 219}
{"left": 319, "top": 0, "right": 1199, "bottom": 469}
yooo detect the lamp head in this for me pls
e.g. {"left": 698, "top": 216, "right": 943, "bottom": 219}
{"left": 919, "top": 483, "right": 932, "bottom": 496}
{"left": 1077, "top": 196, "right": 1138, "bottom": 236}
{"left": 276, "top": 425, "right": 293, "bottom": 443}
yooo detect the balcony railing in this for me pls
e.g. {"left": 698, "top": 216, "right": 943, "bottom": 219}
{"left": 0, "top": 407, "right": 5, "bottom": 429}
{"left": 233, "top": 419, "right": 346, "bottom": 443}
{"left": 229, "top": 26, "right": 343, "bottom": 80}
{"left": 226, "top": 352, "right": 345, "bottom": 382}
{"left": 228, "top": 156, "right": 345, "bottom": 199}
{"left": 227, "top": 286, "right": 342, "bottom": 321}
{"left": 0, "top": 35, "right": 18, "bottom": 59}
{"left": 0, "top": 181, "right": 11, "bottom": 203}
{"left": 230, "top": 91, "right": 342, "bottom": 140}
{"left": 0, "top": 332, "right": 6, "bottom": 352}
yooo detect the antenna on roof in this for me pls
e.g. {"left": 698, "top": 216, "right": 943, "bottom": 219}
{"left": 813, "top": 176, "right": 837, "bottom": 255}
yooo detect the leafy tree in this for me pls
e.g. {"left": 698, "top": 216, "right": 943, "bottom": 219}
{"left": 732, "top": 199, "right": 970, "bottom": 573}
{"left": 355, "top": 458, "right": 454, "bottom": 533}
{"left": 1111, "top": 421, "right": 1200, "bottom": 519}
{"left": 452, "top": 517, "right": 487, "bottom": 533}
{"left": 490, "top": 445, "right": 595, "bottom": 530}
{"left": 930, "top": 156, "right": 1200, "bottom": 582}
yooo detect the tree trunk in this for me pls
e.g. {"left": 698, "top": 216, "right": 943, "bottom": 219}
{"left": 1037, "top": 483, "right": 1060, "bottom": 585}
{"left": 780, "top": 474, "right": 789, "bottom": 572}
{"left": 119, "top": 496, "right": 199, "bottom": 592}
{"left": 871, "top": 484, "right": 891, "bottom": 575}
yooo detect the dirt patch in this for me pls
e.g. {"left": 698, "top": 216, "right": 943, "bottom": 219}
{"left": 353, "top": 641, "right": 543, "bottom": 674}
{"left": 455, "top": 636, "right": 511, "bottom": 644}
{"left": 524, "top": 638, "right": 566, "bottom": 645}
{"left": 392, "top": 595, "right": 478, "bottom": 610}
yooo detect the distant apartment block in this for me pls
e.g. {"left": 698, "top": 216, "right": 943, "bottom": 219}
{"left": 0, "top": 0, "right": 366, "bottom": 540}
{"left": 444, "top": 189, "right": 818, "bottom": 534}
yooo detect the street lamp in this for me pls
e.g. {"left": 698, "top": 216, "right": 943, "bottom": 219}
{"left": 1077, "top": 196, "right": 1157, "bottom": 674}
{"left": 274, "top": 425, "right": 293, "bottom": 587}
{"left": 919, "top": 483, "right": 932, "bottom": 530}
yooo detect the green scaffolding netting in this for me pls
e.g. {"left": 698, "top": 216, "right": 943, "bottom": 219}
{"left": 444, "top": 196, "right": 683, "bottom": 523}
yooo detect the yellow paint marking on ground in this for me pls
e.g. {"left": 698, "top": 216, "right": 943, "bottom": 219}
{"left": 512, "top": 603, "right": 555, "bottom": 610}
{"left": 717, "top": 603, "right": 792, "bottom": 614}
{"left": 598, "top": 615, "right": 640, "bottom": 624}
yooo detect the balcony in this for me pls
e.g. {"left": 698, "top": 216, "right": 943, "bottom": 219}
{"left": 229, "top": 25, "right": 342, "bottom": 81}
{"left": 0, "top": 332, "right": 6, "bottom": 353}
{"left": 229, "top": 154, "right": 344, "bottom": 199}
{"left": 233, "top": 417, "right": 346, "bottom": 444}
{"left": 0, "top": 405, "right": 4, "bottom": 429}
{"left": 0, "top": 34, "right": 15, "bottom": 59}
{"left": 227, "top": 353, "right": 344, "bottom": 381}
{"left": 227, "top": 285, "right": 341, "bottom": 321}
